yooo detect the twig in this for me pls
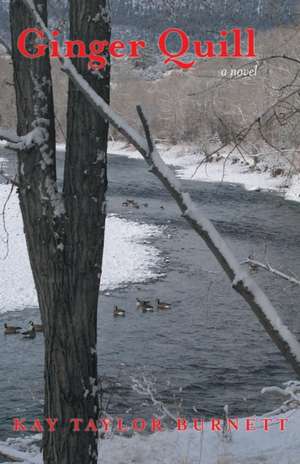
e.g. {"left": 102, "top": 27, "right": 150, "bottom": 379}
{"left": 0, "top": 183, "right": 15, "bottom": 260}
{"left": 241, "top": 258, "right": 300, "bottom": 286}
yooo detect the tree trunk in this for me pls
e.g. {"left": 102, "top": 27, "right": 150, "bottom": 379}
{"left": 10, "top": 1, "right": 111, "bottom": 463}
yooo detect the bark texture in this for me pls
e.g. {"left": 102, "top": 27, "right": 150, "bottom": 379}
{"left": 10, "top": 1, "right": 110, "bottom": 463}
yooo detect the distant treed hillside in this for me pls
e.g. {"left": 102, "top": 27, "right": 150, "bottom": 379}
{"left": 111, "top": 0, "right": 297, "bottom": 33}
{"left": 0, "top": 0, "right": 298, "bottom": 42}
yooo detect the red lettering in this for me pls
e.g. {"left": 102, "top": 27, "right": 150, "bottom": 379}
{"left": 65, "top": 40, "right": 87, "bottom": 58}
{"left": 262, "top": 418, "right": 272, "bottom": 432}
{"left": 30, "top": 419, "right": 44, "bottom": 433}
{"left": 193, "top": 418, "right": 204, "bottom": 432}
{"left": 194, "top": 41, "right": 216, "bottom": 58}
{"left": 17, "top": 28, "right": 47, "bottom": 59}
{"left": 232, "top": 28, "right": 242, "bottom": 57}
{"left": 70, "top": 418, "right": 84, "bottom": 432}
{"left": 110, "top": 40, "right": 126, "bottom": 58}
{"left": 116, "top": 418, "right": 129, "bottom": 433}
{"left": 158, "top": 28, "right": 195, "bottom": 69}
{"left": 227, "top": 418, "right": 239, "bottom": 431}
{"left": 49, "top": 30, "right": 61, "bottom": 58}
{"left": 151, "top": 418, "right": 163, "bottom": 432}
{"left": 279, "top": 418, "right": 288, "bottom": 431}
{"left": 177, "top": 418, "right": 188, "bottom": 431}
{"left": 219, "top": 31, "right": 229, "bottom": 57}
{"left": 12, "top": 418, "right": 27, "bottom": 432}
{"left": 246, "top": 28, "right": 256, "bottom": 57}
{"left": 45, "top": 418, "right": 58, "bottom": 432}
{"left": 84, "top": 419, "right": 98, "bottom": 433}
{"left": 100, "top": 418, "right": 111, "bottom": 433}
{"left": 88, "top": 40, "right": 108, "bottom": 70}
{"left": 132, "top": 418, "right": 147, "bottom": 432}
{"left": 211, "top": 418, "right": 222, "bottom": 432}
{"left": 128, "top": 40, "right": 146, "bottom": 58}
{"left": 246, "top": 418, "right": 256, "bottom": 432}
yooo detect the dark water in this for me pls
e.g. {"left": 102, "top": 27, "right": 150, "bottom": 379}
{"left": 1, "top": 150, "right": 300, "bottom": 440}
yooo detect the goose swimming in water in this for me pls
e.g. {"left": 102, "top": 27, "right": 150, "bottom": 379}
{"left": 113, "top": 306, "right": 126, "bottom": 317}
{"left": 22, "top": 322, "right": 36, "bottom": 340}
{"left": 136, "top": 299, "right": 154, "bottom": 311}
{"left": 156, "top": 299, "right": 171, "bottom": 310}
{"left": 4, "top": 323, "right": 22, "bottom": 335}
{"left": 29, "top": 321, "right": 44, "bottom": 333}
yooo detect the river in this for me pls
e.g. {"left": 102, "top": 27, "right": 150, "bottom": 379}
{"left": 0, "top": 149, "right": 300, "bottom": 440}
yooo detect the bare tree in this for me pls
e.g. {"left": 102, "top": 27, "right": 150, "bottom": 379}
{"left": 3, "top": 0, "right": 110, "bottom": 463}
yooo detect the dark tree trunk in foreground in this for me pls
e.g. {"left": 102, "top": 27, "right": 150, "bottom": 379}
{"left": 10, "top": 1, "right": 110, "bottom": 463}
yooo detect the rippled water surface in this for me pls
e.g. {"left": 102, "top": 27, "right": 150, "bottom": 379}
{"left": 1, "top": 150, "right": 300, "bottom": 440}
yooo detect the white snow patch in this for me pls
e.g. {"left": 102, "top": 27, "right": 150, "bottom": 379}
{"left": 108, "top": 141, "right": 143, "bottom": 159}
{"left": 101, "top": 215, "right": 163, "bottom": 290}
{"left": 285, "top": 174, "right": 300, "bottom": 202}
{"left": 109, "top": 142, "right": 300, "bottom": 203}
{"left": 0, "top": 187, "right": 163, "bottom": 314}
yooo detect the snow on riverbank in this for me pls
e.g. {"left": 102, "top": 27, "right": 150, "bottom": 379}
{"left": 108, "top": 141, "right": 300, "bottom": 203}
{"left": 0, "top": 409, "right": 299, "bottom": 464}
{"left": 0, "top": 185, "right": 163, "bottom": 314}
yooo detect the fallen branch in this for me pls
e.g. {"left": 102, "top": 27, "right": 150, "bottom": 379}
{"left": 22, "top": 0, "right": 300, "bottom": 377}
{"left": 241, "top": 258, "right": 300, "bottom": 286}
{"left": 262, "top": 381, "right": 300, "bottom": 416}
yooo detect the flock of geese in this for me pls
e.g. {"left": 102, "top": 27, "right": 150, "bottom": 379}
{"left": 114, "top": 298, "right": 171, "bottom": 317}
{"left": 4, "top": 300, "right": 171, "bottom": 333}
{"left": 4, "top": 321, "right": 43, "bottom": 339}
{"left": 4, "top": 299, "right": 170, "bottom": 332}
{"left": 4, "top": 298, "right": 172, "bottom": 333}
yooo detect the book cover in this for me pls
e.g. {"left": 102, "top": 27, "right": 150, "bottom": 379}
{"left": 0, "top": 1, "right": 299, "bottom": 463}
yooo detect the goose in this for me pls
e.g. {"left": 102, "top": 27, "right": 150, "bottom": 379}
{"left": 4, "top": 323, "right": 22, "bottom": 335}
{"left": 29, "top": 321, "right": 44, "bottom": 333}
{"left": 113, "top": 306, "right": 126, "bottom": 317}
{"left": 127, "top": 200, "right": 140, "bottom": 209}
{"left": 136, "top": 299, "right": 154, "bottom": 311}
{"left": 156, "top": 299, "right": 171, "bottom": 310}
{"left": 142, "top": 305, "right": 154, "bottom": 313}
{"left": 22, "top": 322, "right": 36, "bottom": 339}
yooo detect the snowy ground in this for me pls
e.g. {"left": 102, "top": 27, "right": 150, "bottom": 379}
{"left": 0, "top": 185, "right": 163, "bottom": 314}
{"left": 107, "top": 141, "right": 300, "bottom": 203}
{"left": 2, "top": 141, "right": 300, "bottom": 202}
{"left": 0, "top": 409, "right": 299, "bottom": 464}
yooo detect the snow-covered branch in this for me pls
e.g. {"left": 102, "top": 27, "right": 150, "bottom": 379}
{"left": 22, "top": 0, "right": 300, "bottom": 377}
{"left": 262, "top": 381, "right": 300, "bottom": 416}
{"left": 132, "top": 376, "right": 178, "bottom": 423}
{"left": 0, "top": 126, "right": 48, "bottom": 152}
{"left": 241, "top": 258, "right": 300, "bottom": 286}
